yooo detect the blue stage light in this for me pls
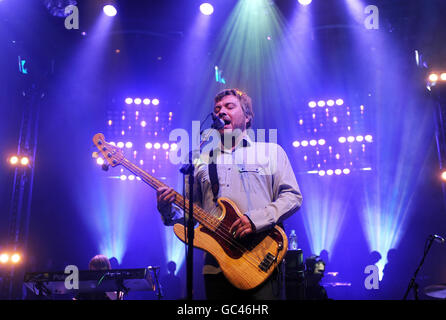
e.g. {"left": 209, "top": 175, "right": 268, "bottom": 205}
{"left": 200, "top": 3, "right": 214, "bottom": 15}
{"left": 298, "top": 0, "right": 312, "bottom": 6}
{"left": 103, "top": 5, "right": 117, "bottom": 17}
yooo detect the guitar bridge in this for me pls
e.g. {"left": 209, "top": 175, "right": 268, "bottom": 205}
{"left": 258, "top": 253, "right": 276, "bottom": 272}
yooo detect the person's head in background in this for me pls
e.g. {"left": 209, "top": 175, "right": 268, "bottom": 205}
{"left": 88, "top": 254, "right": 111, "bottom": 271}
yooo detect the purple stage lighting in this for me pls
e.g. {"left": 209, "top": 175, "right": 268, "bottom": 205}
{"left": 200, "top": 3, "right": 214, "bottom": 15}
{"left": 125, "top": 98, "right": 133, "bottom": 105}
{"left": 336, "top": 99, "right": 344, "bottom": 106}
{"left": 134, "top": 98, "right": 142, "bottom": 105}
{"left": 143, "top": 98, "right": 151, "bottom": 105}
{"left": 152, "top": 98, "right": 160, "bottom": 106}
{"left": 308, "top": 101, "right": 317, "bottom": 108}
{"left": 103, "top": 5, "right": 117, "bottom": 17}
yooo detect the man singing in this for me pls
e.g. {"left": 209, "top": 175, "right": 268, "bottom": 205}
{"left": 157, "top": 88, "right": 302, "bottom": 300}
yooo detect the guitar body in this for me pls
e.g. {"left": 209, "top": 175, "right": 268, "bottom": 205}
{"left": 173, "top": 197, "right": 288, "bottom": 290}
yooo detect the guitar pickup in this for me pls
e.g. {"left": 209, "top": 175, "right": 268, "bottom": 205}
{"left": 258, "top": 253, "right": 276, "bottom": 272}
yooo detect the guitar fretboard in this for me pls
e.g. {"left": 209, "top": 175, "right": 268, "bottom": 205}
{"left": 121, "top": 158, "right": 219, "bottom": 230}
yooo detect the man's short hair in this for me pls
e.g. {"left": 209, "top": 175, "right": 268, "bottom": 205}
{"left": 214, "top": 88, "right": 254, "bottom": 129}
{"left": 89, "top": 254, "right": 111, "bottom": 271}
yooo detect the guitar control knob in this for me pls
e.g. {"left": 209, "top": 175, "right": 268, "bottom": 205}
{"left": 102, "top": 163, "right": 109, "bottom": 171}
{"left": 98, "top": 140, "right": 103, "bottom": 145}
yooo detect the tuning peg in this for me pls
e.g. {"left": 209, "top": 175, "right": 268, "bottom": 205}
{"left": 102, "top": 163, "right": 109, "bottom": 171}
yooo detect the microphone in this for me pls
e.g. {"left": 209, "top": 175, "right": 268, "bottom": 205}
{"left": 430, "top": 234, "right": 445, "bottom": 244}
{"left": 211, "top": 112, "right": 225, "bottom": 130}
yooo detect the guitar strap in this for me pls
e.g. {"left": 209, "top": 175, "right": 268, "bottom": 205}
{"left": 208, "top": 149, "right": 219, "bottom": 204}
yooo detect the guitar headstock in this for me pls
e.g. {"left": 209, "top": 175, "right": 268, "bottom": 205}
{"left": 92, "top": 133, "right": 124, "bottom": 167}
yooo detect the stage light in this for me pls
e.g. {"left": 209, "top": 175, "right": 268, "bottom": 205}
{"left": 347, "top": 136, "right": 355, "bottom": 143}
{"left": 308, "top": 101, "right": 316, "bottom": 108}
{"left": 11, "top": 253, "right": 21, "bottom": 264}
{"left": 343, "top": 168, "right": 351, "bottom": 175}
{"left": 152, "top": 99, "right": 160, "bottom": 106}
{"left": 338, "top": 137, "right": 346, "bottom": 143}
{"left": 103, "top": 4, "right": 117, "bottom": 17}
{"left": 429, "top": 73, "right": 439, "bottom": 82}
{"left": 441, "top": 171, "right": 446, "bottom": 181}
{"left": 128, "top": 175, "right": 135, "bottom": 181}
{"left": 335, "top": 169, "right": 342, "bottom": 175}
{"left": 298, "top": 0, "right": 312, "bottom": 5}
{"left": 326, "top": 100, "right": 335, "bottom": 107}
{"left": 143, "top": 98, "right": 151, "bottom": 105}
{"left": 154, "top": 143, "right": 161, "bottom": 150}
{"left": 0, "top": 253, "right": 8, "bottom": 264}
{"left": 145, "top": 142, "right": 153, "bottom": 149}
{"left": 170, "top": 143, "right": 177, "bottom": 151}
{"left": 162, "top": 143, "right": 170, "bottom": 150}
{"left": 441, "top": 73, "right": 446, "bottom": 81}
{"left": 134, "top": 98, "right": 142, "bottom": 105}
{"left": 20, "top": 157, "right": 30, "bottom": 166}
{"left": 117, "top": 142, "right": 124, "bottom": 148}
{"left": 356, "top": 135, "right": 364, "bottom": 142}
{"left": 326, "top": 169, "right": 334, "bottom": 176}
{"left": 96, "top": 157, "right": 104, "bottom": 165}
{"left": 318, "top": 139, "right": 326, "bottom": 146}
{"left": 364, "top": 135, "right": 373, "bottom": 142}
{"left": 125, "top": 98, "right": 133, "bottom": 105}
{"left": 293, "top": 141, "right": 300, "bottom": 148}
{"left": 310, "top": 140, "right": 317, "bottom": 146}
{"left": 125, "top": 142, "right": 133, "bottom": 149}
{"left": 318, "top": 170, "right": 325, "bottom": 176}
{"left": 336, "top": 99, "right": 344, "bottom": 106}
{"left": 120, "top": 175, "right": 127, "bottom": 181}
{"left": 200, "top": 3, "right": 214, "bottom": 15}
{"left": 301, "top": 140, "right": 309, "bottom": 147}
{"left": 9, "top": 156, "right": 19, "bottom": 165}
{"left": 317, "top": 100, "right": 326, "bottom": 107}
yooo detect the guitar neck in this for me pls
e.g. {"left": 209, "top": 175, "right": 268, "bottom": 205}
{"left": 120, "top": 158, "right": 217, "bottom": 229}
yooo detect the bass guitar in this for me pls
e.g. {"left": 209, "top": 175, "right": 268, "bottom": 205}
{"left": 92, "top": 133, "right": 288, "bottom": 290}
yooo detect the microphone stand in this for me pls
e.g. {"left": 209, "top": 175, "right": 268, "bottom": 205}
{"left": 179, "top": 113, "right": 221, "bottom": 300}
{"left": 402, "top": 236, "right": 435, "bottom": 300}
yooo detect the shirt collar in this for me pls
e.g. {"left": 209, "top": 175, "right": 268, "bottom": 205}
{"left": 217, "top": 132, "right": 253, "bottom": 154}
